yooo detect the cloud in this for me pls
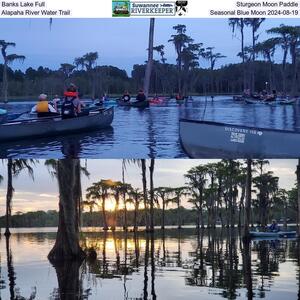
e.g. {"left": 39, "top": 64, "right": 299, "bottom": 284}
{"left": 39, "top": 193, "right": 57, "bottom": 198}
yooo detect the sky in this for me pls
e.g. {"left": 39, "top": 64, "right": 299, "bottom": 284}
{"left": 0, "top": 18, "right": 299, "bottom": 75}
{"left": 0, "top": 159, "right": 297, "bottom": 214}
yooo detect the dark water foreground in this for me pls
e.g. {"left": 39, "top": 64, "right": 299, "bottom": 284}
{"left": 1, "top": 96, "right": 300, "bottom": 158}
{"left": 0, "top": 228, "right": 299, "bottom": 299}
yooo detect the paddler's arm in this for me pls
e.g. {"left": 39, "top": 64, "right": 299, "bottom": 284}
{"left": 31, "top": 105, "right": 37, "bottom": 113}
{"left": 49, "top": 105, "right": 56, "bottom": 113}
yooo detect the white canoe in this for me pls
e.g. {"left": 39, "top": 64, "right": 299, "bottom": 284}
{"left": 179, "top": 119, "right": 300, "bottom": 158}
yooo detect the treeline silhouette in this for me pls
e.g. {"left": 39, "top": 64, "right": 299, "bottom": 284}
{"left": 0, "top": 204, "right": 297, "bottom": 229}
{"left": 0, "top": 61, "right": 292, "bottom": 98}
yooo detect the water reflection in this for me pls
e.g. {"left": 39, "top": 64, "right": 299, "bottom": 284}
{"left": 0, "top": 229, "right": 299, "bottom": 299}
{"left": 3, "top": 97, "right": 300, "bottom": 158}
{"left": 5, "top": 236, "right": 37, "bottom": 300}
{"left": 0, "top": 127, "right": 114, "bottom": 159}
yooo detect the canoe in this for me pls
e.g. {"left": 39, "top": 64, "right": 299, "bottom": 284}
{"left": 179, "top": 119, "right": 300, "bottom": 158}
{"left": 117, "top": 99, "right": 149, "bottom": 108}
{"left": 250, "top": 231, "right": 297, "bottom": 238}
{"left": 279, "top": 98, "right": 297, "bottom": 105}
{"left": 4, "top": 112, "right": 25, "bottom": 122}
{"left": 0, "top": 107, "right": 114, "bottom": 142}
{"left": 233, "top": 96, "right": 244, "bottom": 101}
{"left": 244, "top": 98, "right": 259, "bottom": 104}
{"left": 245, "top": 97, "right": 297, "bottom": 105}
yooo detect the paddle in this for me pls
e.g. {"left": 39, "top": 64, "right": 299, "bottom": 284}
{"left": 12, "top": 110, "right": 30, "bottom": 116}
{"left": 3, "top": 110, "right": 30, "bottom": 122}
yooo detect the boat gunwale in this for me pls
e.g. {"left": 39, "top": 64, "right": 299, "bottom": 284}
{"left": 179, "top": 118, "right": 300, "bottom": 135}
{"left": 1, "top": 107, "right": 113, "bottom": 126}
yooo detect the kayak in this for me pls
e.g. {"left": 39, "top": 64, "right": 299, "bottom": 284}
{"left": 0, "top": 107, "right": 114, "bottom": 142}
{"left": 117, "top": 99, "right": 149, "bottom": 108}
{"left": 179, "top": 119, "right": 300, "bottom": 158}
{"left": 150, "top": 99, "right": 164, "bottom": 105}
{"left": 250, "top": 231, "right": 297, "bottom": 238}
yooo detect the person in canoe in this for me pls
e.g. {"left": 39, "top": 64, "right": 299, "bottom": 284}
{"left": 93, "top": 95, "right": 103, "bottom": 107}
{"left": 136, "top": 89, "right": 146, "bottom": 102}
{"left": 61, "top": 84, "right": 84, "bottom": 119}
{"left": 51, "top": 94, "right": 61, "bottom": 112}
{"left": 122, "top": 91, "right": 131, "bottom": 102}
{"left": 102, "top": 93, "right": 109, "bottom": 102}
{"left": 176, "top": 93, "right": 184, "bottom": 101}
{"left": 31, "top": 93, "right": 57, "bottom": 117}
{"left": 268, "top": 219, "right": 280, "bottom": 232}
{"left": 264, "top": 90, "right": 277, "bottom": 102}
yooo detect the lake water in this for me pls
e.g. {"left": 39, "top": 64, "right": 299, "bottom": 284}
{"left": 0, "top": 228, "right": 299, "bottom": 299}
{"left": 1, "top": 96, "right": 300, "bottom": 158}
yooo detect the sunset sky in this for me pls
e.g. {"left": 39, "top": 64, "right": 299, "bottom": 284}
{"left": 0, "top": 159, "right": 297, "bottom": 215}
{"left": 0, "top": 18, "right": 298, "bottom": 74}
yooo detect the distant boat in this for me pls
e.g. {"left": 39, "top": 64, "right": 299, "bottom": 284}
{"left": 0, "top": 107, "right": 114, "bottom": 142}
{"left": 244, "top": 98, "right": 264, "bottom": 104}
{"left": 250, "top": 231, "right": 297, "bottom": 238}
{"left": 244, "top": 97, "right": 297, "bottom": 105}
{"left": 278, "top": 98, "right": 298, "bottom": 105}
{"left": 117, "top": 99, "right": 149, "bottom": 108}
{"left": 179, "top": 119, "right": 300, "bottom": 158}
{"left": 233, "top": 96, "right": 244, "bottom": 102}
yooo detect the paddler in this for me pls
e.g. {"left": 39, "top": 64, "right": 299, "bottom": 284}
{"left": 136, "top": 89, "right": 146, "bottom": 102}
{"left": 61, "top": 84, "right": 84, "bottom": 119}
{"left": 31, "top": 93, "right": 57, "bottom": 117}
{"left": 122, "top": 91, "right": 131, "bottom": 102}
{"left": 52, "top": 94, "right": 61, "bottom": 112}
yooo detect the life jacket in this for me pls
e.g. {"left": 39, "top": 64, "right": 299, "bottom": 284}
{"left": 36, "top": 101, "right": 49, "bottom": 113}
{"left": 123, "top": 94, "right": 130, "bottom": 102}
{"left": 61, "top": 98, "right": 76, "bottom": 118}
{"left": 64, "top": 91, "right": 78, "bottom": 98}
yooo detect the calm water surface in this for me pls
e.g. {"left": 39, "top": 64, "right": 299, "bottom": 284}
{"left": 1, "top": 96, "right": 300, "bottom": 158}
{"left": 0, "top": 228, "right": 299, "bottom": 299}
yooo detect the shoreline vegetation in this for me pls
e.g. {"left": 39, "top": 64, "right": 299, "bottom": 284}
{"left": 1, "top": 159, "right": 299, "bottom": 235}
{"left": 0, "top": 208, "right": 297, "bottom": 229}
{"left": 0, "top": 92, "right": 239, "bottom": 102}
{"left": 1, "top": 20, "right": 300, "bottom": 102}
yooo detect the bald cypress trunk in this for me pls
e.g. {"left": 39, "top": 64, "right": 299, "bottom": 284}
{"left": 297, "top": 159, "right": 300, "bottom": 235}
{"left": 2, "top": 61, "right": 8, "bottom": 103}
{"left": 244, "top": 159, "right": 252, "bottom": 238}
{"left": 149, "top": 159, "right": 155, "bottom": 232}
{"left": 142, "top": 159, "right": 149, "bottom": 231}
{"left": 5, "top": 159, "right": 13, "bottom": 237}
{"left": 161, "top": 196, "right": 165, "bottom": 229}
{"left": 48, "top": 159, "right": 85, "bottom": 262}
{"left": 143, "top": 18, "right": 155, "bottom": 98}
